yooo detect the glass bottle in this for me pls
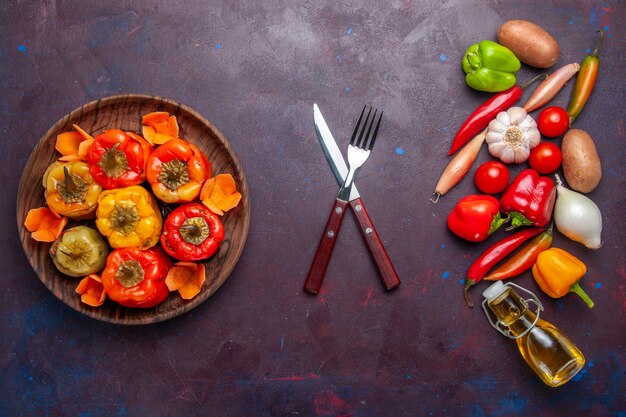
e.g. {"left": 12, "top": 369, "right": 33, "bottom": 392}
{"left": 482, "top": 281, "right": 585, "bottom": 387}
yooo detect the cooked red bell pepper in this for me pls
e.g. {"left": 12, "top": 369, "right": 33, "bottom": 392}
{"left": 500, "top": 169, "right": 556, "bottom": 229}
{"left": 87, "top": 129, "right": 152, "bottom": 189}
{"left": 101, "top": 247, "right": 172, "bottom": 308}
{"left": 447, "top": 195, "right": 506, "bottom": 242}
{"left": 161, "top": 203, "right": 225, "bottom": 261}
{"left": 145, "top": 139, "right": 212, "bottom": 203}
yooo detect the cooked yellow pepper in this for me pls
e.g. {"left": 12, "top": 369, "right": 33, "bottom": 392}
{"left": 532, "top": 247, "right": 594, "bottom": 308}
{"left": 95, "top": 185, "right": 162, "bottom": 249}
{"left": 43, "top": 161, "right": 103, "bottom": 218}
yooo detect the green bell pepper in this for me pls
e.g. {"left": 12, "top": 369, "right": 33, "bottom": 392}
{"left": 462, "top": 40, "right": 521, "bottom": 92}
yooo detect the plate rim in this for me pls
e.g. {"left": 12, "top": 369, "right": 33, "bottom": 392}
{"left": 16, "top": 93, "right": 251, "bottom": 325}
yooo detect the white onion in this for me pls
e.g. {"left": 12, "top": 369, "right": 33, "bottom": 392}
{"left": 554, "top": 174, "right": 603, "bottom": 249}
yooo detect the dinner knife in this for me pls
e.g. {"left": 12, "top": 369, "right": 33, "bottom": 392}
{"left": 306, "top": 103, "right": 400, "bottom": 292}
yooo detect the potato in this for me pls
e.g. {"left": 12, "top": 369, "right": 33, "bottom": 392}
{"left": 498, "top": 20, "right": 560, "bottom": 68}
{"left": 561, "top": 129, "right": 602, "bottom": 193}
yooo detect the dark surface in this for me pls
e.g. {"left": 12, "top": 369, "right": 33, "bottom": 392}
{"left": 1, "top": 1, "right": 624, "bottom": 416}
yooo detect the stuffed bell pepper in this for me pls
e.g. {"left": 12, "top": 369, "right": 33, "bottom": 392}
{"left": 146, "top": 139, "right": 212, "bottom": 203}
{"left": 49, "top": 225, "right": 108, "bottom": 277}
{"left": 161, "top": 203, "right": 224, "bottom": 261}
{"left": 43, "top": 161, "right": 103, "bottom": 218}
{"left": 95, "top": 185, "right": 162, "bottom": 249}
{"left": 87, "top": 129, "right": 152, "bottom": 189}
{"left": 101, "top": 247, "right": 172, "bottom": 308}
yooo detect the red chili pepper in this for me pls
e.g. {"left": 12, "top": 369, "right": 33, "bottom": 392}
{"left": 447, "top": 195, "right": 506, "bottom": 242}
{"left": 567, "top": 29, "right": 603, "bottom": 126}
{"left": 448, "top": 86, "right": 522, "bottom": 156}
{"left": 448, "top": 75, "right": 548, "bottom": 156}
{"left": 484, "top": 225, "right": 553, "bottom": 281}
{"left": 464, "top": 227, "right": 543, "bottom": 307}
{"left": 101, "top": 247, "right": 172, "bottom": 308}
{"left": 161, "top": 203, "right": 225, "bottom": 262}
{"left": 499, "top": 169, "right": 556, "bottom": 229}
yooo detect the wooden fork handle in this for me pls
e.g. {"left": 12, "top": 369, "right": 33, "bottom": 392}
{"left": 350, "top": 198, "right": 401, "bottom": 290}
{"left": 304, "top": 199, "right": 348, "bottom": 294}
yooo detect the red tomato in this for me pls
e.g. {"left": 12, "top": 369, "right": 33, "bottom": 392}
{"left": 529, "top": 142, "right": 562, "bottom": 174}
{"left": 537, "top": 106, "right": 569, "bottom": 138}
{"left": 474, "top": 161, "right": 510, "bottom": 194}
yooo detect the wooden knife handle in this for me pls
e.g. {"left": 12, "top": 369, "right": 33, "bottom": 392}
{"left": 350, "top": 197, "right": 401, "bottom": 290}
{"left": 304, "top": 199, "right": 349, "bottom": 294}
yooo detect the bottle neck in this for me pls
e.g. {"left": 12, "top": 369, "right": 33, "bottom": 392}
{"left": 488, "top": 289, "right": 537, "bottom": 337}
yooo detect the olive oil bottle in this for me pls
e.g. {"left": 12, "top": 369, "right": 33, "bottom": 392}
{"left": 482, "top": 281, "right": 585, "bottom": 387}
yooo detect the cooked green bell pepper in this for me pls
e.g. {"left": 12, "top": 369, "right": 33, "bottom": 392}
{"left": 462, "top": 40, "right": 521, "bottom": 92}
{"left": 50, "top": 226, "right": 108, "bottom": 277}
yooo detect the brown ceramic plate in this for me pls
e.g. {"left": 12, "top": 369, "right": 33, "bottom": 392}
{"left": 16, "top": 94, "right": 250, "bottom": 325}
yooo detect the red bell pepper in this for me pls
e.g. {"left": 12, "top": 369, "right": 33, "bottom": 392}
{"left": 500, "top": 169, "right": 556, "bottom": 229}
{"left": 101, "top": 247, "right": 172, "bottom": 308}
{"left": 161, "top": 203, "right": 225, "bottom": 262}
{"left": 87, "top": 129, "right": 152, "bottom": 189}
{"left": 447, "top": 195, "right": 506, "bottom": 242}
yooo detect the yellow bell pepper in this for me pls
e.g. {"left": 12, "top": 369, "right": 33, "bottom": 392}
{"left": 95, "top": 185, "right": 162, "bottom": 249}
{"left": 532, "top": 247, "right": 594, "bottom": 308}
{"left": 43, "top": 161, "right": 103, "bottom": 218}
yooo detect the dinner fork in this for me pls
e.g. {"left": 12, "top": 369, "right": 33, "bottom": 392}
{"left": 304, "top": 106, "right": 382, "bottom": 294}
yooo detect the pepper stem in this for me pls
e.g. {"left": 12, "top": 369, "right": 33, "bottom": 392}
{"left": 591, "top": 29, "right": 604, "bottom": 57}
{"left": 179, "top": 217, "right": 210, "bottom": 245}
{"left": 63, "top": 167, "right": 78, "bottom": 192}
{"left": 488, "top": 213, "right": 509, "bottom": 235}
{"left": 98, "top": 142, "right": 130, "bottom": 179}
{"left": 57, "top": 248, "right": 73, "bottom": 257}
{"left": 464, "top": 279, "right": 476, "bottom": 308}
{"left": 570, "top": 282, "right": 594, "bottom": 308}
{"left": 57, "top": 166, "right": 88, "bottom": 204}
{"left": 115, "top": 260, "right": 145, "bottom": 288}
{"left": 520, "top": 73, "right": 549, "bottom": 90}
{"left": 505, "top": 212, "right": 533, "bottom": 231}
{"left": 179, "top": 224, "right": 200, "bottom": 233}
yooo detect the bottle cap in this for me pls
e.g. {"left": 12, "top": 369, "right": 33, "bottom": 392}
{"left": 482, "top": 281, "right": 506, "bottom": 302}
{"left": 482, "top": 282, "right": 545, "bottom": 340}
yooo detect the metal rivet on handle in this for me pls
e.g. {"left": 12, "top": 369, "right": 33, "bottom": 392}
{"left": 365, "top": 227, "right": 372, "bottom": 234}
{"left": 355, "top": 205, "right": 362, "bottom": 212}
{"left": 335, "top": 206, "right": 343, "bottom": 214}
{"left": 327, "top": 230, "right": 335, "bottom": 238}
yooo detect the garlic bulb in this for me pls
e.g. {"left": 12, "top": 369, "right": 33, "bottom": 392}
{"left": 554, "top": 174, "right": 602, "bottom": 249}
{"left": 486, "top": 107, "right": 540, "bottom": 164}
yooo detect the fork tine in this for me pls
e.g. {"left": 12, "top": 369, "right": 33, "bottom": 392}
{"left": 366, "top": 110, "right": 383, "bottom": 151}
{"left": 360, "top": 109, "right": 377, "bottom": 149}
{"left": 356, "top": 107, "right": 373, "bottom": 148}
{"left": 349, "top": 105, "right": 367, "bottom": 146}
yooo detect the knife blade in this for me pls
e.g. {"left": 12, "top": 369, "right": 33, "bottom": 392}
{"left": 307, "top": 103, "right": 400, "bottom": 292}
{"left": 313, "top": 104, "right": 360, "bottom": 201}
